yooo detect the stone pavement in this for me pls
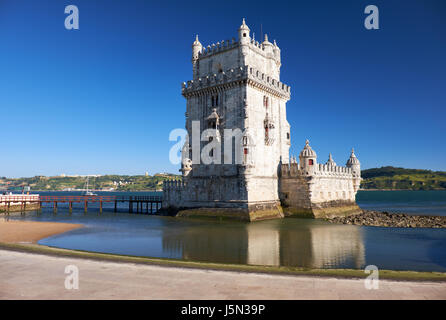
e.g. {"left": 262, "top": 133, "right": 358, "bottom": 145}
{"left": 0, "top": 250, "right": 445, "bottom": 300}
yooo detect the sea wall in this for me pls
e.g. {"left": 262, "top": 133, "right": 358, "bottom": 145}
{"left": 279, "top": 164, "right": 361, "bottom": 218}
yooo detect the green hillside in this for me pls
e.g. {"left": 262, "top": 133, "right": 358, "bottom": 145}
{"left": 0, "top": 174, "right": 180, "bottom": 192}
{"left": 2, "top": 166, "right": 446, "bottom": 191}
{"left": 360, "top": 166, "right": 446, "bottom": 190}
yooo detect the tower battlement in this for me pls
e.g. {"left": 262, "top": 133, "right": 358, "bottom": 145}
{"left": 182, "top": 65, "right": 290, "bottom": 99}
{"left": 197, "top": 38, "right": 239, "bottom": 58}
{"left": 280, "top": 163, "right": 354, "bottom": 178}
{"left": 196, "top": 36, "right": 281, "bottom": 65}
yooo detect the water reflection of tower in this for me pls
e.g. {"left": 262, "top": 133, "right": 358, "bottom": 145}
{"left": 161, "top": 221, "right": 365, "bottom": 269}
{"left": 162, "top": 225, "right": 249, "bottom": 264}
{"left": 308, "top": 224, "right": 365, "bottom": 269}
{"left": 246, "top": 226, "right": 280, "bottom": 266}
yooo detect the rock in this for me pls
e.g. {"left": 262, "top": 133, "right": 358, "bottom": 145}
{"left": 326, "top": 209, "right": 446, "bottom": 229}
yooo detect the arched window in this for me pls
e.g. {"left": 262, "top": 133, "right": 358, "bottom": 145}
{"left": 211, "top": 95, "right": 219, "bottom": 107}
{"left": 308, "top": 159, "right": 314, "bottom": 166}
{"left": 209, "top": 137, "right": 214, "bottom": 157}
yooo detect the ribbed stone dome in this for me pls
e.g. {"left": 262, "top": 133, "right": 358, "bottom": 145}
{"left": 346, "top": 148, "right": 360, "bottom": 166}
{"left": 193, "top": 35, "right": 201, "bottom": 46}
{"left": 239, "top": 18, "right": 250, "bottom": 31}
{"left": 299, "top": 140, "right": 317, "bottom": 158}
{"left": 326, "top": 153, "right": 336, "bottom": 166}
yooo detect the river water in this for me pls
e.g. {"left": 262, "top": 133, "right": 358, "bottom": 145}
{"left": 6, "top": 190, "right": 446, "bottom": 272}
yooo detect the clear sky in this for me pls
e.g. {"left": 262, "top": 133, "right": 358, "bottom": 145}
{"left": 0, "top": 0, "right": 445, "bottom": 178}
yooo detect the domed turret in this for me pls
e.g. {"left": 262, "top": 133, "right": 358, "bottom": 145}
{"left": 273, "top": 39, "right": 281, "bottom": 64}
{"left": 326, "top": 153, "right": 336, "bottom": 167}
{"left": 192, "top": 35, "right": 202, "bottom": 79}
{"left": 192, "top": 35, "right": 202, "bottom": 60}
{"left": 262, "top": 34, "right": 274, "bottom": 55}
{"left": 346, "top": 148, "right": 360, "bottom": 176}
{"left": 238, "top": 18, "right": 250, "bottom": 44}
{"left": 299, "top": 140, "right": 317, "bottom": 173}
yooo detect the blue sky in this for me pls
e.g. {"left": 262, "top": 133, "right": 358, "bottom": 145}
{"left": 0, "top": 0, "right": 445, "bottom": 177}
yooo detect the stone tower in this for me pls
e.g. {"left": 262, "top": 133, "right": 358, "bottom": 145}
{"left": 163, "top": 19, "right": 292, "bottom": 221}
{"left": 163, "top": 19, "right": 362, "bottom": 221}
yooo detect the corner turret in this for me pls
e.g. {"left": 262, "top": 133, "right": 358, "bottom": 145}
{"left": 346, "top": 148, "right": 360, "bottom": 175}
{"left": 346, "top": 148, "right": 361, "bottom": 192}
{"left": 299, "top": 140, "right": 317, "bottom": 174}
{"left": 192, "top": 35, "right": 202, "bottom": 79}
{"left": 262, "top": 34, "right": 274, "bottom": 55}
{"left": 238, "top": 18, "right": 250, "bottom": 45}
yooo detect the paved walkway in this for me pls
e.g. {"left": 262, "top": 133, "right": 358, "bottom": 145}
{"left": 0, "top": 250, "right": 445, "bottom": 299}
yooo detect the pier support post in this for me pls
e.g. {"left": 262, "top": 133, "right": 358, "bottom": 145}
{"left": 53, "top": 201, "right": 57, "bottom": 214}
{"left": 151, "top": 202, "right": 153, "bottom": 214}
{"left": 69, "top": 202, "right": 72, "bottom": 214}
{"left": 99, "top": 201, "right": 103, "bottom": 214}
{"left": 7, "top": 202, "right": 10, "bottom": 215}
{"left": 84, "top": 201, "right": 88, "bottom": 214}
{"left": 129, "top": 197, "right": 133, "bottom": 213}
{"left": 114, "top": 200, "right": 117, "bottom": 213}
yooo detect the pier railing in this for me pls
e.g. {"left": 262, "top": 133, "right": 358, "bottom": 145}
{"left": 1, "top": 194, "right": 163, "bottom": 214}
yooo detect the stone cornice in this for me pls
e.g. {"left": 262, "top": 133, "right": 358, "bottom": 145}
{"left": 182, "top": 66, "right": 291, "bottom": 100}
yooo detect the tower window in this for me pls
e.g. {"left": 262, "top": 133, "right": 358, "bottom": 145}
{"left": 243, "top": 33, "right": 246, "bottom": 37}
{"left": 211, "top": 95, "right": 219, "bottom": 107}
{"left": 309, "top": 159, "right": 314, "bottom": 166}
{"left": 208, "top": 120, "right": 216, "bottom": 129}
{"left": 286, "top": 132, "right": 290, "bottom": 140}
{"left": 263, "top": 96, "right": 269, "bottom": 108}
{"left": 209, "top": 137, "right": 214, "bottom": 157}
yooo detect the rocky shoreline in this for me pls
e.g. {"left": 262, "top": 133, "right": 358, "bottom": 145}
{"left": 327, "top": 210, "right": 446, "bottom": 228}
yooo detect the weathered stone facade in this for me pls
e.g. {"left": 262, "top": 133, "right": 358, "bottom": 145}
{"left": 280, "top": 142, "right": 362, "bottom": 218}
{"left": 163, "top": 20, "right": 361, "bottom": 221}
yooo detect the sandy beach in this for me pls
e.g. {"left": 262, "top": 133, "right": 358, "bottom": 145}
{"left": 0, "top": 219, "right": 83, "bottom": 243}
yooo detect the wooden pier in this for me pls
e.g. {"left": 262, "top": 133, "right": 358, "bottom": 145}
{"left": 116, "top": 196, "right": 163, "bottom": 214}
{"left": 0, "top": 195, "right": 163, "bottom": 215}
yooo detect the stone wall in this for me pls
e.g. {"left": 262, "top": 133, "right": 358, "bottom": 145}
{"left": 279, "top": 163, "right": 361, "bottom": 218}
